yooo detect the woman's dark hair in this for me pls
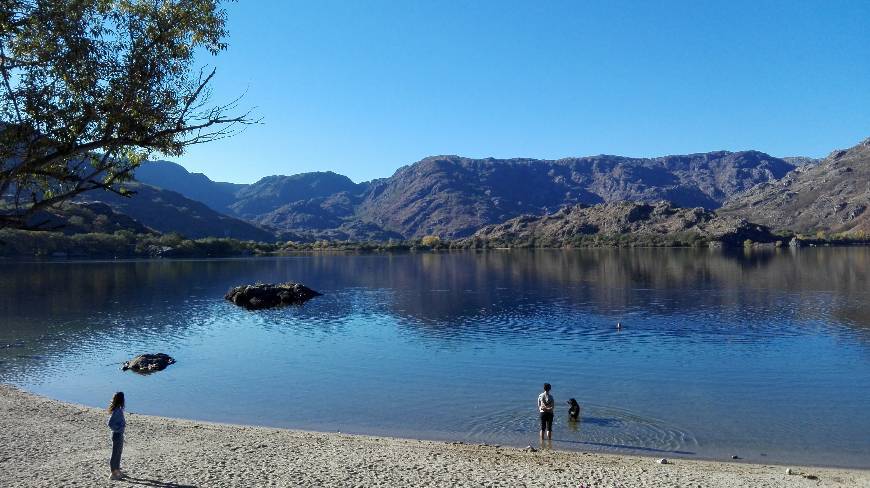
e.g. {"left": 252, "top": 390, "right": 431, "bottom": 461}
{"left": 543, "top": 383, "right": 551, "bottom": 392}
{"left": 108, "top": 392, "right": 125, "bottom": 412}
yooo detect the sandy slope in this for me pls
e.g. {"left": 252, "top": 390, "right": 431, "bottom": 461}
{"left": 1, "top": 384, "right": 867, "bottom": 487}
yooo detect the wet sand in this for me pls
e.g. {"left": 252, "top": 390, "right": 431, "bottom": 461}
{"left": 1, "top": 384, "right": 867, "bottom": 487}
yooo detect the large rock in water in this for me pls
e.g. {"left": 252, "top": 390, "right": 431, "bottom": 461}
{"left": 225, "top": 282, "right": 321, "bottom": 310}
{"left": 122, "top": 353, "right": 175, "bottom": 373}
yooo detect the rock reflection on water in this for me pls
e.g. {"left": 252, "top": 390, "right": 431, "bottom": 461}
{"left": 0, "top": 248, "right": 869, "bottom": 468}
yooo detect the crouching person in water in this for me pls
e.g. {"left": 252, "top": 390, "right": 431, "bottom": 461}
{"left": 108, "top": 392, "right": 126, "bottom": 480}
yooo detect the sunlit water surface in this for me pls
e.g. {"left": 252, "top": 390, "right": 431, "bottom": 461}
{"left": 1, "top": 249, "right": 869, "bottom": 467}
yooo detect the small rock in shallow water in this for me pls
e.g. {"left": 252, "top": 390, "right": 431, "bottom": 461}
{"left": 225, "top": 282, "right": 321, "bottom": 310}
{"left": 122, "top": 353, "right": 175, "bottom": 373}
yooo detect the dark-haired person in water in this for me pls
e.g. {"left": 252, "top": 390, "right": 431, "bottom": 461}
{"left": 107, "top": 392, "right": 126, "bottom": 480}
{"left": 537, "top": 383, "right": 554, "bottom": 440}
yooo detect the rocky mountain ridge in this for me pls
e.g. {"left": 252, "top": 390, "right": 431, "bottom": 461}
{"left": 132, "top": 149, "right": 800, "bottom": 240}
{"left": 63, "top": 139, "right": 866, "bottom": 242}
{"left": 466, "top": 201, "right": 775, "bottom": 247}
{"left": 135, "top": 160, "right": 245, "bottom": 213}
{"left": 355, "top": 151, "right": 793, "bottom": 238}
{"left": 721, "top": 138, "right": 869, "bottom": 233}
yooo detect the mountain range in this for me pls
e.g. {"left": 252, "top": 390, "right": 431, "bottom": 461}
{"left": 720, "top": 138, "right": 870, "bottom": 233}
{"left": 62, "top": 138, "right": 868, "bottom": 241}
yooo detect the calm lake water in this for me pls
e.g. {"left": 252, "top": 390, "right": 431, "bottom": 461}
{"left": 1, "top": 249, "right": 869, "bottom": 467}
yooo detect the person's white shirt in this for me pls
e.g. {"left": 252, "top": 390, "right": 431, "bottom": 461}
{"left": 538, "top": 391, "right": 554, "bottom": 413}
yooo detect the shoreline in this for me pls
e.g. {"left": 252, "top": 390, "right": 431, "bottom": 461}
{"left": 3, "top": 244, "right": 869, "bottom": 264}
{"left": 2, "top": 384, "right": 868, "bottom": 487}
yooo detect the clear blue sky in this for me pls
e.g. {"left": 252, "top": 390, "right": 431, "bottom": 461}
{"left": 175, "top": 0, "right": 870, "bottom": 184}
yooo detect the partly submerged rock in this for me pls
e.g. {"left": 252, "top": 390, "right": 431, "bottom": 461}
{"left": 122, "top": 353, "right": 175, "bottom": 374}
{"left": 225, "top": 282, "right": 321, "bottom": 310}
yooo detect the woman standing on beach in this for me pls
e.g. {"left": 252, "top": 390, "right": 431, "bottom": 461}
{"left": 107, "top": 392, "right": 126, "bottom": 480}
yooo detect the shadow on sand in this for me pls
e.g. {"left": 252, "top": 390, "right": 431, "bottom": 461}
{"left": 553, "top": 438, "right": 695, "bottom": 456}
{"left": 122, "top": 477, "right": 197, "bottom": 488}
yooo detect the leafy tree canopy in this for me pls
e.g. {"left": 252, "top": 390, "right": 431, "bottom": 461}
{"left": 0, "top": 0, "right": 254, "bottom": 229}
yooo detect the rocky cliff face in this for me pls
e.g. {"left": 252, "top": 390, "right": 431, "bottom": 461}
{"left": 467, "top": 201, "right": 774, "bottom": 246}
{"left": 355, "top": 151, "right": 792, "bottom": 238}
{"left": 721, "top": 138, "right": 870, "bottom": 233}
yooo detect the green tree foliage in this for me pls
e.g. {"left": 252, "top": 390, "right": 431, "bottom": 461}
{"left": 0, "top": 0, "right": 254, "bottom": 229}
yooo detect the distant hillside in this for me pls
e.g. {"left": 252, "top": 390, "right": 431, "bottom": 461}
{"left": 276, "top": 221, "right": 404, "bottom": 243}
{"left": 77, "top": 182, "right": 275, "bottom": 241}
{"left": 27, "top": 202, "right": 151, "bottom": 235}
{"left": 781, "top": 156, "right": 821, "bottom": 167}
{"left": 230, "top": 172, "right": 365, "bottom": 219}
{"left": 135, "top": 160, "right": 245, "bottom": 213}
{"left": 466, "top": 201, "right": 775, "bottom": 247}
{"left": 130, "top": 149, "right": 796, "bottom": 240}
{"left": 356, "top": 152, "right": 793, "bottom": 238}
{"left": 721, "top": 138, "right": 870, "bottom": 233}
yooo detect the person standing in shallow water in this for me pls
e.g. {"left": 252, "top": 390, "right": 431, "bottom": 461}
{"left": 538, "top": 383, "right": 554, "bottom": 440}
{"left": 107, "top": 392, "right": 126, "bottom": 480}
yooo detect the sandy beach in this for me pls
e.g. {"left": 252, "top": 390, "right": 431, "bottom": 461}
{"left": 1, "top": 384, "right": 867, "bottom": 487}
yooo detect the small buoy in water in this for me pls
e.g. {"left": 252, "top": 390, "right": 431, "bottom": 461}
{"left": 616, "top": 322, "right": 623, "bottom": 330}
